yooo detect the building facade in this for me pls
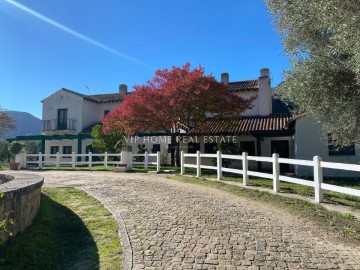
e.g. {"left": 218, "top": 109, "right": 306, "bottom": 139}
{"left": 12, "top": 85, "right": 127, "bottom": 162}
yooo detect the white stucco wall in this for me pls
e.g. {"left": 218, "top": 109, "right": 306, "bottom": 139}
{"left": 42, "top": 90, "right": 84, "bottom": 134}
{"left": 44, "top": 139, "right": 78, "bottom": 163}
{"left": 258, "top": 76, "right": 272, "bottom": 116}
{"left": 234, "top": 90, "right": 259, "bottom": 116}
{"left": 81, "top": 100, "right": 120, "bottom": 131}
{"left": 295, "top": 117, "right": 360, "bottom": 177}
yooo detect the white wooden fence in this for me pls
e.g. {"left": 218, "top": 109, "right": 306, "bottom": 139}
{"left": 24, "top": 151, "right": 161, "bottom": 172}
{"left": 180, "top": 151, "right": 360, "bottom": 203}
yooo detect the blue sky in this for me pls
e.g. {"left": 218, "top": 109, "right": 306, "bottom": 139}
{"left": 0, "top": 0, "right": 289, "bottom": 119}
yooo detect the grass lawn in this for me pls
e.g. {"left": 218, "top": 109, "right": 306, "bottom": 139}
{"left": 169, "top": 175, "right": 360, "bottom": 245}
{"left": 0, "top": 187, "right": 122, "bottom": 270}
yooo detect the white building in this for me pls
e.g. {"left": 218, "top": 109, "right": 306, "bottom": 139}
{"left": 12, "top": 85, "right": 127, "bottom": 162}
{"left": 294, "top": 116, "right": 360, "bottom": 177}
{"left": 178, "top": 68, "right": 295, "bottom": 172}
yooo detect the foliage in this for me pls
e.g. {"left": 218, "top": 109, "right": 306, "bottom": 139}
{"left": 0, "top": 110, "right": 16, "bottom": 140}
{"left": 104, "top": 63, "right": 255, "bottom": 135}
{"left": 0, "top": 141, "right": 10, "bottom": 163}
{"left": 264, "top": 0, "right": 360, "bottom": 146}
{"left": 135, "top": 144, "right": 147, "bottom": 162}
{"left": 103, "top": 63, "right": 255, "bottom": 166}
{"left": 8, "top": 142, "right": 22, "bottom": 162}
{"left": 24, "top": 141, "right": 40, "bottom": 154}
{"left": 91, "top": 124, "right": 126, "bottom": 153}
{"left": 219, "top": 142, "right": 241, "bottom": 167}
{"left": 24, "top": 141, "right": 41, "bottom": 161}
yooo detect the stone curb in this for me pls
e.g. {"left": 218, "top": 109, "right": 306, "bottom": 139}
{"left": 79, "top": 187, "right": 133, "bottom": 270}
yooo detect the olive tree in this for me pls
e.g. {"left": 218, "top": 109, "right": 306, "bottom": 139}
{"left": 265, "top": 0, "right": 360, "bottom": 145}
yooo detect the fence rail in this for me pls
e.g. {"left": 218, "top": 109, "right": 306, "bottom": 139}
{"left": 23, "top": 151, "right": 160, "bottom": 172}
{"left": 180, "top": 150, "right": 360, "bottom": 203}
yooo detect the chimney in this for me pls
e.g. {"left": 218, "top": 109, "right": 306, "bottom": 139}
{"left": 221, "top": 73, "right": 229, "bottom": 85}
{"left": 119, "top": 84, "right": 127, "bottom": 96}
{"left": 258, "top": 68, "right": 272, "bottom": 116}
{"left": 260, "top": 68, "right": 270, "bottom": 78}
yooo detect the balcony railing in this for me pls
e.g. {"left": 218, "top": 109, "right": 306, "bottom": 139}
{"left": 41, "top": 119, "right": 76, "bottom": 132}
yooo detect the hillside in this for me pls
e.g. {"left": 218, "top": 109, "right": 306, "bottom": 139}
{"left": 3, "top": 111, "right": 41, "bottom": 139}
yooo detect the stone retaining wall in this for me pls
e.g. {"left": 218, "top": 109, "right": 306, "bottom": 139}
{"left": 0, "top": 173, "right": 44, "bottom": 242}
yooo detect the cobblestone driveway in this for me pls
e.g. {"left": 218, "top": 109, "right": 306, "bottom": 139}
{"left": 18, "top": 171, "right": 360, "bottom": 269}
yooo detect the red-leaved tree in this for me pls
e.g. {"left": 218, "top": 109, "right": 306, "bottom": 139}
{"left": 103, "top": 63, "right": 255, "bottom": 165}
{"left": 0, "top": 110, "right": 16, "bottom": 140}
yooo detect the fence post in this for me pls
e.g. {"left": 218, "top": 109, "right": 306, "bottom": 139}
{"left": 89, "top": 152, "right": 92, "bottom": 169}
{"left": 196, "top": 150, "right": 201, "bottom": 177}
{"left": 72, "top": 152, "right": 75, "bottom": 169}
{"left": 144, "top": 151, "right": 148, "bottom": 172}
{"left": 38, "top": 152, "right": 42, "bottom": 168}
{"left": 272, "top": 153, "right": 280, "bottom": 193}
{"left": 56, "top": 152, "right": 60, "bottom": 169}
{"left": 104, "top": 152, "right": 108, "bottom": 170}
{"left": 180, "top": 151, "right": 185, "bottom": 175}
{"left": 242, "top": 152, "right": 248, "bottom": 186}
{"left": 313, "top": 156, "right": 323, "bottom": 203}
{"left": 156, "top": 151, "right": 161, "bottom": 173}
{"left": 217, "top": 151, "right": 222, "bottom": 180}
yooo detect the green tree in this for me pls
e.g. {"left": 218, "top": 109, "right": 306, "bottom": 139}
{"left": 9, "top": 142, "right": 22, "bottom": 162}
{"left": 0, "top": 141, "right": 11, "bottom": 163}
{"left": 265, "top": 0, "right": 360, "bottom": 145}
{"left": 91, "top": 124, "right": 126, "bottom": 153}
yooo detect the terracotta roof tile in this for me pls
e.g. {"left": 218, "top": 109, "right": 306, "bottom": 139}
{"left": 60, "top": 88, "right": 123, "bottom": 103}
{"left": 226, "top": 80, "right": 259, "bottom": 92}
{"left": 189, "top": 114, "right": 293, "bottom": 135}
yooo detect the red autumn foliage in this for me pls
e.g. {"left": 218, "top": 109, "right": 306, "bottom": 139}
{"left": 103, "top": 63, "right": 255, "bottom": 135}
{"left": 0, "top": 111, "right": 16, "bottom": 139}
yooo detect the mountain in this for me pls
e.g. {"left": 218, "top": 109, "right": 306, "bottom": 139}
{"left": 3, "top": 111, "right": 41, "bottom": 139}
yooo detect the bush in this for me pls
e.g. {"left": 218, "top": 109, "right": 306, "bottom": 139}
{"left": 9, "top": 142, "right": 22, "bottom": 162}
{"left": 0, "top": 141, "right": 10, "bottom": 163}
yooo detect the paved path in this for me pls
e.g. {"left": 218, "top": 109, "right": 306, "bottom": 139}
{"left": 14, "top": 171, "right": 360, "bottom": 269}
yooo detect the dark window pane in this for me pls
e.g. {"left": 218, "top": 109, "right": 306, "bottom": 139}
{"left": 63, "top": 146, "right": 72, "bottom": 155}
{"left": 240, "top": 141, "right": 255, "bottom": 156}
{"left": 329, "top": 143, "right": 355, "bottom": 156}
{"left": 152, "top": 144, "right": 160, "bottom": 153}
{"left": 58, "top": 109, "right": 68, "bottom": 130}
{"left": 205, "top": 142, "right": 217, "bottom": 154}
{"left": 188, "top": 142, "right": 200, "bottom": 153}
{"left": 50, "top": 146, "right": 59, "bottom": 155}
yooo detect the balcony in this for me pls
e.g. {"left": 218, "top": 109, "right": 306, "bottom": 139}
{"left": 41, "top": 119, "right": 76, "bottom": 134}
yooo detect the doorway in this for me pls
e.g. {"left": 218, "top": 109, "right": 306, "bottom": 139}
{"left": 271, "top": 140, "right": 290, "bottom": 172}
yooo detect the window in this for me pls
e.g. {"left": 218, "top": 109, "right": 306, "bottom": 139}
{"left": 104, "top": 110, "right": 110, "bottom": 117}
{"left": 329, "top": 143, "right": 355, "bottom": 156}
{"left": 240, "top": 141, "right": 255, "bottom": 156}
{"left": 57, "top": 109, "right": 68, "bottom": 130}
{"left": 188, "top": 142, "right": 200, "bottom": 153}
{"left": 63, "top": 146, "right": 72, "bottom": 156}
{"left": 205, "top": 142, "right": 217, "bottom": 154}
{"left": 50, "top": 146, "right": 59, "bottom": 157}
{"left": 152, "top": 144, "right": 160, "bottom": 153}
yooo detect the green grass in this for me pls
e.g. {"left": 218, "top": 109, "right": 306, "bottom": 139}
{"left": 0, "top": 187, "right": 122, "bottom": 270}
{"left": 169, "top": 175, "right": 360, "bottom": 245}
{"left": 0, "top": 164, "right": 9, "bottom": 169}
